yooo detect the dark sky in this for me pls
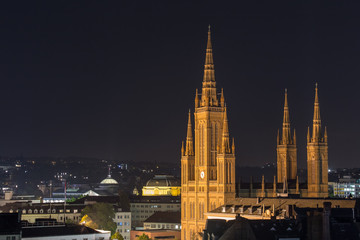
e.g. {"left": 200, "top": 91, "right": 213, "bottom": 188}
{"left": 0, "top": 2, "right": 359, "bottom": 168}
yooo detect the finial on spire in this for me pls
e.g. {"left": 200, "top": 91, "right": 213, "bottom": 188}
{"left": 195, "top": 89, "right": 199, "bottom": 108}
{"left": 285, "top": 88, "right": 287, "bottom": 93}
{"left": 220, "top": 88, "right": 225, "bottom": 107}
{"left": 181, "top": 141, "right": 184, "bottom": 156}
{"left": 232, "top": 137, "right": 235, "bottom": 154}
{"left": 208, "top": 24, "right": 211, "bottom": 32}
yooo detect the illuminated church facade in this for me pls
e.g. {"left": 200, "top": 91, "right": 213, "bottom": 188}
{"left": 181, "top": 28, "right": 328, "bottom": 240}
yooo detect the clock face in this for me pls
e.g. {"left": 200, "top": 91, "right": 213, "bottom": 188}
{"left": 200, "top": 171, "right": 205, "bottom": 179}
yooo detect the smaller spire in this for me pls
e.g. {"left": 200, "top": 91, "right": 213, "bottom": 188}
{"left": 282, "top": 88, "right": 291, "bottom": 144}
{"left": 185, "top": 110, "right": 194, "bottom": 156}
{"left": 195, "top": 89, "right": 199, "bottom": 108}
{"left": 293, "top": 129, "right": 296, "bottom": 145}
{"left": 181, "top": 141, "right": 184, "bottom": 156}
{"left": 221, "top": 106, "right": 230, "bottom": 153}
{"left": 232, "top": 137, "right": 235, "bottom": 154}
{"left": 261, "top": 175, "right": 265, "bottom": 192}
{"left": 307, "top": 127, "right": 310, "bottom": 143}
{"left": 324, "top": 126, "right": 328, "bottom": 143}
{"left": 277, "top": 129, "right": 280, "bottom": 145}
{"left": 220, "top": 88, "right": 225, "bottom": 107}
{"left": 312, "top": 83, "right": 321, "bottom": 142}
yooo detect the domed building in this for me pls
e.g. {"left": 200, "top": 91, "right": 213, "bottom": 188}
{"left": 142, "top": 175, "right": 181, "bottom": 196}
{"left": 95, "top": 167, "right": 119, "bottom": 196}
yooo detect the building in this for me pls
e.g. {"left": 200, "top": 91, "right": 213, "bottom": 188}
{"left": 130, "top": 196, "right": 180, "bottom": 229}
{"left": 130, "top": 230, "right": 181, "bottom": 240}
{"left": 0, "top": 202, "right": 84, "bottom": 223}
{"left": 0, "top": 213, "right": 21, "bottom": 240}
{"left": 329, "top": 176, "right": 360, "bottom": 198}
{"left": 114, "top": 210, "right": 131, "bottom": 240}
{"left": 70, "top": 195, "right": 132, "bottom": 240}
{"left": 181, "top": 27, "right": 332, "bottom": 239}
{"left": 143, "top": 211, "right": 181, "bottom": 230}
{"left": 142, "top": 175, "right": 180, "bottom": 197}
{"left": 205, "top": 198, "right": 356, "bottom": 221}
{"left": 22, "top": 220, "right": 110, "bottom": 240}
{"left": 181, "top": 26, "right": 236, "bottom": 240}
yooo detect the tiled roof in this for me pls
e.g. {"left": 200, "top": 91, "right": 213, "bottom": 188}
{"left": 144, "top": 211, "right": 181, "bottom": 224}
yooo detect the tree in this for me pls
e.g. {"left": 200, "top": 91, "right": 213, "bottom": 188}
{"left": 137, "top": 233, "right": 152, "bottom": 240}
{"left": 80, "top": 202, "right": 117, "bottom": 234}
{"left": 111, "top": 231, "right": 124, "bottom": 240}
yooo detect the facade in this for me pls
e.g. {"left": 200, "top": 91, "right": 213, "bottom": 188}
{"left": 142, "top": 175, "right": 180, "bottom": 197}
{"left": 22, "top": 221, "right": 110, "bottom": 240}
{"left": 0, "top": 202, "right": 84, "bottom": 223}
{"left": 181, "top": 27, "right": 236, "bottom": 240}
{"left": 306, "top": 84, "right": 329, "bottom": 198}
{"left": 130, "top": 196, "right": 180, "bottom": 229}
{"left": 114, "top": 211, "right": 131, "bottom": 240}
{"left": 276, "top": 89, "right": 297, "bottom": 184}
{"left": 130, "top": 230, "right": 181, "bottom": 240}
{"left": 143, "top": 211, "right": 181, "bottom": 230}
{"left": 180, "top": 28, "right": 332, "bottom": 239}
{"left": 0, "top": 213, "right": 21, "bottom": 240}
{"left": 329, "top": 176, "right": 360, "bottom": 198}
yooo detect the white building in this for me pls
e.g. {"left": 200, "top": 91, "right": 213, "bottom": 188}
{"left": 113, "top": 209, "right": 131, "bottom": 240}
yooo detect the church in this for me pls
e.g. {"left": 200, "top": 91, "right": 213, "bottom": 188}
{"left": 180, "top": 28, "right": 330, "bottom": 240}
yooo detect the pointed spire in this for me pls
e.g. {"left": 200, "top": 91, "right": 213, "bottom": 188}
{"left": 231, "top": 137, "right": 235, "bottom": 155}
{"left": 181, "top": 141, "right": 184, "bottom": 156}
{"left": 312, "top": 83, "right": 321, "bottom": 142}
{"left": 221, "top": 106, "right": 230, "bottom": 153}
{"left": 195, "top": 89, "right": 199, "bottom": 108}
{"left": 324, "top": 126, "right": 328, "bottom": 143}
{"left": 307, "top": 126, "right": 310, "bottom": 143}
{"left": 203, "top": 25, "right": 215, "bottom": 83}
{"left": 220, "top": 88, "right": 225, "bottom": 107}
{"left": 281, "top": 88, "right": 291, "bottom": 145}
{"left": 185, "top": 110, "right": 194, "bottom": 156}
{"left": 293, "top": 129, "right": 296, "bottom": 145}
{"left": 261, "top": 175, "right": 265, "bottom": 192}
{"left": 201, "top": 26, "right": 218, "bottom": 107}
{"left": 277, "top": 129, "right": 280, "bottom": 145}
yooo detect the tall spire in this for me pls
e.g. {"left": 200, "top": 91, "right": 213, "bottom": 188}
{"left": 185, "top": 110, "right": 194, "bottom": 156}
{"left": 221, "top": 106, "right": 231, "bottom": 153}
{"left": 281, "top": 88, "right": 291, "bottom": 144}
{"left": 312, "top": 83, "right": 321, "bottom": 142}
{"left": 203, "top": 25, "right": 215, "bottom": 83}
{"left": 201, "top": 26, "right": 218, "bottom": 107}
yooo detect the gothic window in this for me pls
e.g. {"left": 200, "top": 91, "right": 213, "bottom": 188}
{"left": 229, "top": 163, "right": 231, "bottom": 184}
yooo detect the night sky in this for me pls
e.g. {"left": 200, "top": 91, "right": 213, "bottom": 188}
{"left": 1, "top": 2, "right": 359, "bottom": 168}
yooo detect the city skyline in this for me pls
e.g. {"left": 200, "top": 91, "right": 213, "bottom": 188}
{"left": 1, "top": 2, "right": 360, "bottom": 168}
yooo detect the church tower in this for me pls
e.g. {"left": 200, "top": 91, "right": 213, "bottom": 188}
{"left": 181, "top": 27, "right": 235, "bottom": 240}
{"left": 277, "top": 89, "right": 297, "bottom": 183}
{"left": 307, "top": 84, "right": 328, "bottom": 198}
